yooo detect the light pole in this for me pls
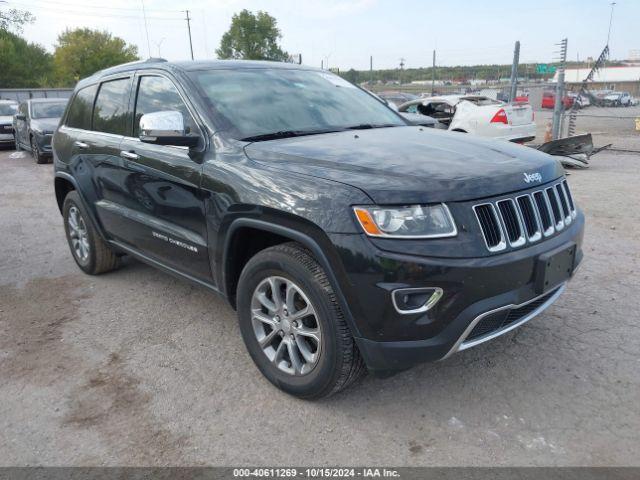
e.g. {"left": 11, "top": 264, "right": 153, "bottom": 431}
{"left": 154, "top": 37, "right": 166, "bottom": 57}
{"left": 606, "top": 2, "right": 616, "bottom": 46}
{"left": 140, "top": 0, "right": 151, "bottom": 58}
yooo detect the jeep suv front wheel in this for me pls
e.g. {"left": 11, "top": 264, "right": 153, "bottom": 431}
{"left": 237, "top": 243, "right": 366, "bottom": 399}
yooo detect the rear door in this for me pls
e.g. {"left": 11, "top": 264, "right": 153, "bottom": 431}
{"left": 107, "top": 72, "right": 210, "bottom": 281}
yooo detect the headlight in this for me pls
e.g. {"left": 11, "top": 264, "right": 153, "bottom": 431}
{"left": 353, "top": 203, "right": 457, "bottom": 238}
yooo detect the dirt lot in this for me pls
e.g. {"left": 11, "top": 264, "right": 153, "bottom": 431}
{"left": 0, "top": 143, "right": 639, "bottom": 466}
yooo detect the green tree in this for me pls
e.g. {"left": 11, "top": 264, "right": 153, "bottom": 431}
{"left": 0, "top": 7, "right": 34, "bottom": 32}
{"left": 0, "top": 30, "right": 53, "bottom": 87}
{"left": 216, "top": 10, "right": 288, "bottom": 61}
{"left": 53, "top": 28, "right": 138, "bottom": 86}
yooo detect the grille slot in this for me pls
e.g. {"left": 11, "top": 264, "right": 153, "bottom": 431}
{"left": 496, "top": 199, "right": 525, "bottom": 246}
{"left": 562, "top": 180, "right": 575, "bottom": 214}
{"left": 555, "top": 184, "right": 571, "bottom": 222}
{"left": 533, "top": 191, "right": 553, "bottom": 235}
{"left": 474, "top": 204, "right": 505, "bottom": 251}
{"left": 516, "top": 195, "right": 541, "bottom": 241}
{"left": 545, "top": 187, "right": 564, "bottom": 229}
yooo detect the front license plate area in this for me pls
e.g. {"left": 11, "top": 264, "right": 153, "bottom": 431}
{"left": 534, "top": 243, "right": 576, "bottom": 294}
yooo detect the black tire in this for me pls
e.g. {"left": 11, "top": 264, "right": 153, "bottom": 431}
{"left": 30, "top": 135, "right": 47, "bottom": 164}
{"left": 63, "top": 191, "right": 119, "bottom": 275}
{"left": 237, "top": 242, "right": 366, "bottom": 399}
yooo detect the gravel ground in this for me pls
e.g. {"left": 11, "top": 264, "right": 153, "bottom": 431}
{"left": 0, "top": 143, "right": 639, "bottom": 467}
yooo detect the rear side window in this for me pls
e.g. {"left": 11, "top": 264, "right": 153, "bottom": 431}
{"left": 66, "top": 85, "right": 98, "bottom": 129}
{"left": 93, "top": 78, "right": 131, "bottom": 135}
{"left": 133, "top": 76, "right": 197, "bottom": 137}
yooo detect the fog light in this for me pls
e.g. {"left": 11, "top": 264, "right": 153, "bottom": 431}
{"left": 392, "top": 287, "right": 443, "bottom": 314}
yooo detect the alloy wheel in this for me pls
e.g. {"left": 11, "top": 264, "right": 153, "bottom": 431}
{"left": 250, "top": 276, "right": 322, "bottom": 376}
{"left": 67, "top": 206, "right": 90, "bottom": 263}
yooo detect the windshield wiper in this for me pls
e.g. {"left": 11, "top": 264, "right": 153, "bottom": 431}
{"left": 343, "top": 123, "right": 400, "bottom": 130}
{"left": 241, "top": 129, "right": 341, "bottom": 142}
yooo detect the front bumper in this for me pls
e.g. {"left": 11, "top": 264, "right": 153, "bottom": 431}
{"left": 0, "top": 131, "right": 14, "bottom": 144}
{"left": 330, "top": 211, "right": 584, "bottom": 374}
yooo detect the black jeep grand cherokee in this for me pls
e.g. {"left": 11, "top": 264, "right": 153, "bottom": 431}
{"left": 52, "top": 59, "right": 584, "bottom": 398}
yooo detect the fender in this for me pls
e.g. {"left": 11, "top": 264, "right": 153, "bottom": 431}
{"left": 223, "top": 217, "right": 362, "bottom": 338}
{"left": 54, "top": 171, "right": 110, "bottom": 242}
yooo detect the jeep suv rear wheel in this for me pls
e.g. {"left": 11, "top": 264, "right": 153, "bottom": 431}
{"left": 237, "top": 243, "right": 366, "bottom": 399}
{"left": 63, "top": 191, "right": 119, "bottom": 275}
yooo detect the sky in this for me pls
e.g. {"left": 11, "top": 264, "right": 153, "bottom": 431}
{"left": 6, "top": 0, "right": 639, "bottom": 70}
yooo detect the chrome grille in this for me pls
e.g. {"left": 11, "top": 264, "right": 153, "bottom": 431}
{"left": 473, "top": 203, "right": 506, "bottom": 251}
{"left": 474, "top": 179, "right": 577, "bottom": 252}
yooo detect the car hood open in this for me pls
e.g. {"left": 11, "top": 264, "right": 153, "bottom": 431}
{"left": 244, "top": 126, "right": 563, "bottom": 204}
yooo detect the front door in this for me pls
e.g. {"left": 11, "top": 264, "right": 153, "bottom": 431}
{"left": 108, "top": 73, "right": 211, "bottom": 282}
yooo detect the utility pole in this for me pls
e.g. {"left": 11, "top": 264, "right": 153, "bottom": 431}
{"left": 370, "top": 55, "right": 373, "bottom": 84}
{"left": 399, "top": 57, "right": 405, "bottom": 85}
{"left": 606, "top": 2, "right": 616, "bottom": 46}
{"left": 552, "top": 38, "right": 568, "bottom": 140}
{"left": 185, "top": 10, "right": 194, "bottom": 60}
{"left": 431, "top": 50, "right": 436, "bottom": 96}
{"left": 140, "top": 0, "right": 151, "bottom": 58}
{"left": 509, "top": 40, "right": 520, "bottom": 103}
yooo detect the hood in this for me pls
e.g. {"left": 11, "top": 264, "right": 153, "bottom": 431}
{"left": 244, "top": 126, "right": 564, "bottom": 204}
{"left": 0, "top": 115, "right": 13, "bottom": 125}
{"left": 31, "top": 117, "right": 60, "bottom": 133}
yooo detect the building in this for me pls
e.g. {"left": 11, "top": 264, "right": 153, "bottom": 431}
{"left": 554, "top": 66, "right": 640, "bottom": 95}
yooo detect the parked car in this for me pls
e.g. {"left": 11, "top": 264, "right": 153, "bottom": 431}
{"left": 13, "top": 98, "right": 67, "bottom": 163}
{"left": 603, "top": 91, "right": 632, "bottom": 107}
{"left": 399, "top": 95, "right": 536, "bottom": 143}
{"left": 567, "top": 92, "right": 591, "bottom": 109}
{"left": 367, "top": 90, "right": 441, "bottom": 128}
{"left": 541, "top": 91, "right": 574, "bottom": 109}
{"left": 378, "top": 91, "right": 419, "bottom": 109}
{"left": 398, "top": 111, "right": 443, "bottom": 128}
{"left": 52, "top": 59, "right": 584, "bottom": 398}
{"left": 0, "top": 100, "right": 19, "bottom": 148}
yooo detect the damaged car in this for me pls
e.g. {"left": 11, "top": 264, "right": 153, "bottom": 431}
{"left": 399, "top": 95, "right": 536, "bottom": 143}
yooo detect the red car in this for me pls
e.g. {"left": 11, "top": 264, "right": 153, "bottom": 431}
{"left": 542, "top": 91, "right": 573, "bottom": 109}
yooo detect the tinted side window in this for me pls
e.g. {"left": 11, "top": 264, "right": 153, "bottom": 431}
{"left": 93, "top": 78, "right": 131, "bottom": 135}
{"left": 134, "top": 76, "right": 197, "bottom": 137}
{"left": 66, "top": 85, "right": 98, "bottom": 129}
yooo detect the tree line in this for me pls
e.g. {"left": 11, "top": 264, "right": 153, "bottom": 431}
{"left": 0, "top": 7, "right": 625, "bottom": 90}
{"left": 1, "top": 17, "right": 138, "bottom": 88}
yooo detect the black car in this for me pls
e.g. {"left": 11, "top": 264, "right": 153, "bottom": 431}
{"left": 52, "top": 59, "right": 584, "bottom": 398}
{"left": 14, "top": 98, "right": 68, "bottom": 163}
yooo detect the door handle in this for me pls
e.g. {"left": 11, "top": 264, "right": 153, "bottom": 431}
{"left": 120, "top": 150, "right": 140, "bottom": 160}
{"left": 74, "top": 141, "right": 89, "bottom": 149}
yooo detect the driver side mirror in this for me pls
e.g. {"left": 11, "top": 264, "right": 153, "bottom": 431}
{"left": 139, "top": 111, "right": 199, "bottom": 147}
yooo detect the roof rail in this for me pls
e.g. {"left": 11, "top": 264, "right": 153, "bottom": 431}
{"left": 91, "top": 57, "right": 169, "bottom": 78}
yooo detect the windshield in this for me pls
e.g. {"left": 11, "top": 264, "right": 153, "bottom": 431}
{"left": 31, "top": 101, "right": 67, "bottom": 119}
{"left": 190, "top": 68, "right": 405, "bottom": 140}
{"left": 0, "top": 104, "right": 18, "bottom": 116}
